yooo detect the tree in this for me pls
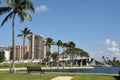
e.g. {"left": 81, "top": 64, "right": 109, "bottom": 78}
{"left": 62, "top": 42, "right": 68, "bottom": 68}
{"left": 113, "top": 57, "right": 116, "bottom": 66}
{"left": 44, "top": 51, "right": 51, "bottom": 67}
{"left": 102, "top": 56, "right": 107, "bottom": 65}
{"left": 51, "top": 52, "right": 59, "bottom": 65}
{"left": 18, "top": 27, "right": 32, "bottom": 60}
{"left": 0, "top": 0, "right": 34, "bottom": 73}
{"left": 67, "top": 41, "right": 76, "bottom": 66}
{"left": 74, "top": 48, "right": 89, "bottom": 67}
{"left": 0, "top": 51, "right": 5, "bottom": 63}
{"left": 56, "top": 40, "right": 62, "bottom": 68}
{"left": 45, "top": 37, "right": 54, "bottom": 67}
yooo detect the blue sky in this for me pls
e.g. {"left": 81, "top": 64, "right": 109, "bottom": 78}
{"left": 0, "top": 0, "right": 120, "bottom": 61}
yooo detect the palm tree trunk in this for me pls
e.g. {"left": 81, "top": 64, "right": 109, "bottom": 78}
{"left": 10, "top": 13, "right": 16, "bottom": 73}
{"left": 29, "top": 36, "right": 32, "bottom": 60}
{"left": 63, "top": 49, "right": 66, "bottom": 69}
{"left": 57, "top": 46, "right": 59, "bottom": 69}
{"left": 23, "top": 38, "right": 25, "bottom": 60}
{"left": 45, "top": 45, "right": 47, "bottom": 67}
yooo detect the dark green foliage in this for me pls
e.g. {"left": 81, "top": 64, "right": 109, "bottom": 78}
{"left": 102, "top": 57, "right": 120, "bottom": 66}
{"left": 0, "top": 51, "right": 5, "bottom": 63}
{"left": 119, "top": 70, "right": 120, "bottom": 76}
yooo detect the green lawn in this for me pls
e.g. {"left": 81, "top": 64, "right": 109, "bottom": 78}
{"left": 0, "top": 63, "right": 44, "bottom": 68}
{"left": 0, "top": 72, "right": 119, "bottom": 80}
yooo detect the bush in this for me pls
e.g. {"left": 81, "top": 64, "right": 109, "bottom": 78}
{"left": 119, "top": 70, "right": 120, "bottom": 76}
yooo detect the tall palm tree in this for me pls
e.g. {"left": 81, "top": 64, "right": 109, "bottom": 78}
{"left": 102, "top": 56, "right": 106, "bottom": 65}
{"left": 45, "top": 37, "right": 53, "bottom": 68}
{"left": 18, "top": 27, "right": 32, "bottom": 60}
{"left": 62, "top": 42, "right": 68, "bottom": 68}
{"left": 67, "top": 41, "right": 76, "bottom": 66}
{"left": 56, "top": 40, "right": 62, "bottom": 68}
{"left": 0, "top": 0, "right": 34, "bottom": 73}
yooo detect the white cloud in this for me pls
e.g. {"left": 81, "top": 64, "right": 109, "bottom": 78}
{"left": 107, "top": 47, "right": 119, "bottom": 52}
{"left": 105, "top": 38, "right": 118, "bottom": 47}
{"left": 105, "top": 38, "right": 111, "bottom": 45}
{"left": 35, "top": 5, "right": 48, "bottom": 12}
{"left": 104, "top": 38, "right": 120, "bottom": 56}
{"left": 111, "top": 41, "right": 118, "bottom": 47}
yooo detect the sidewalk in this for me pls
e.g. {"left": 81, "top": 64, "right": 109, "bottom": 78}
{"left": 51, "top": 76, "right": 73, "bottom": 80}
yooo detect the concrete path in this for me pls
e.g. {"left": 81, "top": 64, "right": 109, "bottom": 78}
{"left": 51, "top": 76, "right": 73, "bottom": 80}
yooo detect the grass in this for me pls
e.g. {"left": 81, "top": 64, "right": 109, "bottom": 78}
{"left": 0, "top": 72, "right": 119, "bottom": 80}
{"left": 0, "top": 63, "right": 44, "bottom": 68}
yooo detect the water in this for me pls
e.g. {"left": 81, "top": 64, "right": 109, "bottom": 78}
{"left": 45, "top": 66, "right": 120, "bottom": 74}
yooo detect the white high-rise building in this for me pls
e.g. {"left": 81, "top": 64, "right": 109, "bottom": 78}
{"left": 29, "top": 34, "right": 45, "bottom": 60}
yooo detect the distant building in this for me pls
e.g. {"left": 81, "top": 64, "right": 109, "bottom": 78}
{"left": 8, "top": 45, "right": 29, "bottom": 60}
{"left": 0, "top": 45, "right": 10, "bottom": 61}
{"left": 4, "top": 51, "right": 10, "bottom": 61}
{"left": 29, "top": 34, "right": 45, "bottom": 60}
{"left": 0, "top": 46, "right": 7, "bottom": 51}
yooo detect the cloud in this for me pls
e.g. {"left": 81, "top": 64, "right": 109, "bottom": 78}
{"left": 107, "top": 47, "right": 119, "bottom": 52}
{"left": 111, "top": 41, "right": 118, "bottom": 47}
{"left": 105, "top": 38, "right": 111, "bottom": 45}
{"left": 35, "top": 5, "right": 48, "bottom": 12}
{"left": 105, "top": 38, "right": 118, "bottom": 47}
{"left": 104, "top": 38, "right": 120, "bottom": 56}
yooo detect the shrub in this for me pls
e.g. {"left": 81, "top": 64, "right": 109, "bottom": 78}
{"left": 119, "top": 70, "right": 120, "bottom": 76}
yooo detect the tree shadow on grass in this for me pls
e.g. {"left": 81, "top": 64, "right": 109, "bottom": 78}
{"left": 114, "top": 76, "right": 120, "bottom": 80}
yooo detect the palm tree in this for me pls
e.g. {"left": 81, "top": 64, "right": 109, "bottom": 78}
{"left": 44, "top": 51, "right": 51, "bottom": 67}
{"left": 62, "top": 42, "right": 68, "bottom": 68}
{"left": 45, "top": 37, "right": 54, "bottom": 68}
{"left": 51, "top": 52, "right": 59, "bottom": 66}
{"left": 102, "top": 56, "right": 106, "bottom": 65}
{"left": 18, "top": 27, "right": 32, "bottom": 60}
{"left": 62, "top": 43, "right": 68, "bottom": 69}
{"left": 0, "top": 0, "right": 34, "bottom": 73}
{"left": 56, "top": 40, "right": 62, "bottom": 68}
{"left": 113, "top": 57, "right": 116, "bottom": 66}
{"left": 67, "top": 41, "right": 76, "bottom": 67}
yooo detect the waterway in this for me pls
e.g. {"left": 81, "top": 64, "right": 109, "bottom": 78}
{"left": 45, "top": 66, "right": 120, "bottom": 74}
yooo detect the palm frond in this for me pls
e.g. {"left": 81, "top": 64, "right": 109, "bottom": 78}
{"left": 17, "top": 12, "right": 24, "bottom": 23}
{"left": 21, "top": 11, "right": 32, "bottom": 21}
{"left": 6, "top": 0, "right": 14, "bottom": 7}
{"left": 20, "top": 0, "right": 35, "bottom": 13}
{"left": 14, "top": 0, "right": 21, "bottom": 5}
{"left": 1, "top": 11, "right": 14, "bottom": 26}
{"left": 27, "top": 36, "right": 32, "bottom": 40}
{"left": 0, "top": 7, "right": 12, "bottom": 15}
{"left": 18, "top": 34, "right": 23, "bottom": 37}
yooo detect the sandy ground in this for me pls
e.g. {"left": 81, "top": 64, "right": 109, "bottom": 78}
{"left": 51, "top": 76, "right": 73, "bottom": 80}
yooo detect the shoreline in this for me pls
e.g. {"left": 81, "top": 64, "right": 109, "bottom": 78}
{"left": 0, "top": 66, "right": 94, "bottom": 71}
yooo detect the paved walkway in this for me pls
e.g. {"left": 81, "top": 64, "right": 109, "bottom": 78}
{"left": 51, "top": 76, "right": 73, "bottom": 80}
